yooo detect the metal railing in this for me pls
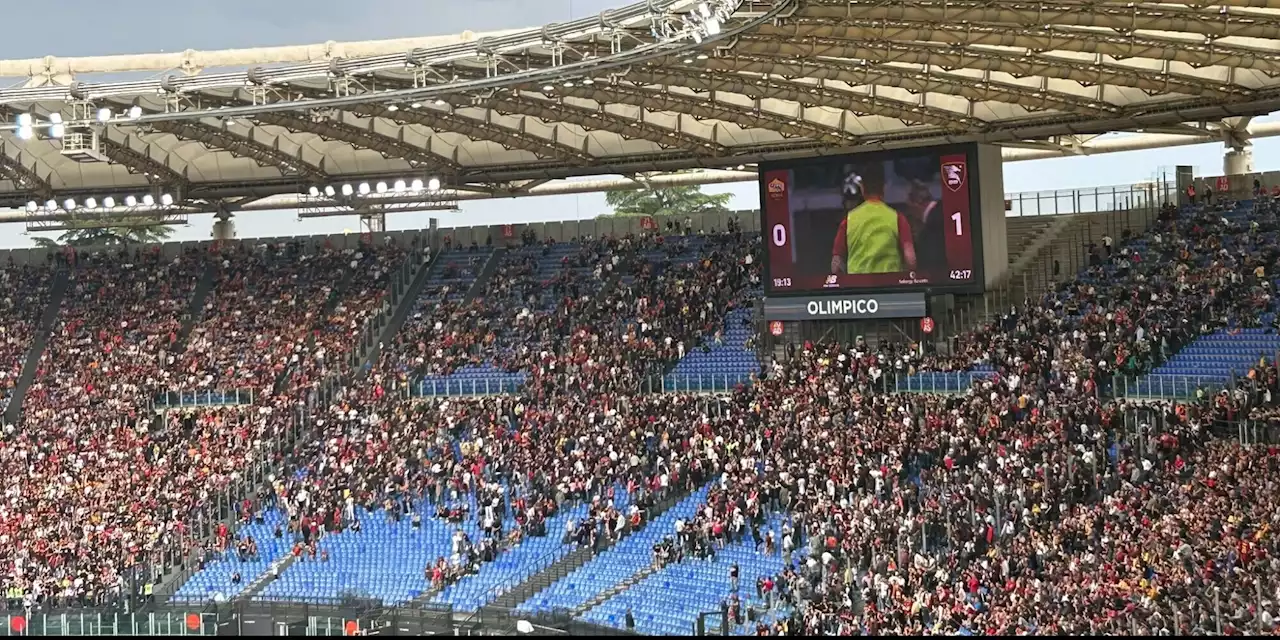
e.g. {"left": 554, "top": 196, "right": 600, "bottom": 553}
{"left": 0, "top": 611, "right": 216, "bottom": 636}
{"left": 1112, "top": 374, "right": 1228, "bottom": 400}
{"left": 646, "top": 373, "right": 755, "bottom": 394}
{"left": 1004, "top": 181, "right": 1176, "bottom": 218}
{"left": 153, "top": 388, "right": 256, "bottom": 409}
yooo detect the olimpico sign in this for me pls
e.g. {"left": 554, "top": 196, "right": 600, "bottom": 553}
{"left": 763, "top": 292, "right": 926, "bottom": 321}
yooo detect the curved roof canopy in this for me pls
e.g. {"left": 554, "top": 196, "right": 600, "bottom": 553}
{"left": 0, "top": 0, "right": 1277, "bottom": 214}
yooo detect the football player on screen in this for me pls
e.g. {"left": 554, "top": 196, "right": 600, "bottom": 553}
{"left": 829, "top": 161, "right": 917, "bottom": 275}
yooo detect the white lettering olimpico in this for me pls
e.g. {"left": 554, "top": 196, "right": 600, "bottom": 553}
{"left": 806, "top": 299, "right": 879, "bottom": 316}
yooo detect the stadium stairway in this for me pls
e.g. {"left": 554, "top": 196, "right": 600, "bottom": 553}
{"left": 175, "top": 260, "right": 217, "bottom": 351}
{"left": 579, "top": 514, "right": 792, "bottom": 635}
{"left": 464, "top": 248, "right": 506, "bottom": 304}
{"left": 487, "top": 483, "right": 697, "bottom": 613}
{"left": 361, "top": 249, "right": 439, "bottom": 373}
{"left": 662, "top": 304, "right": 762, "bottom": 393}
{"left": 2, "top": 268, "right": 68, "bottom": 424}
{"left": 171, "top": 510, "right": 295, "bottom": 604}
{"left": 514, "top": 484, "right": 713, "bottom": 618}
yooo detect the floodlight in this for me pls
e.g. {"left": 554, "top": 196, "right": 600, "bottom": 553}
{"left": 341, "top": 184, "right": 354, "bottom": 196}
{"left": 692, "top": 30, "right": 703, "bottom": 43}
{"left": 434, "top": 99, "right": 445, "bottom": 106}
{"left": 411, "top": 102, "right": 423, "bottom": 109}
{"left": 63, "top": 198, "right": 76, "bottom": 210}
{"left": 698, "top": 2, "right": 711, "bottom": 18}
{"left": 582, "top": 78, "right": 595, "bottom": 85}
{"left": 410, "top": 178, "right": 424, "bottom": 191}
{"left": 142, "top": 194, "right": 155, "bottom": 207}
{"left": 705, "top": 19, "right": 721, "bottom": 35}
{"left": 102, "top": 196, "right": 115, "bottom": 208}
{"left": 387, "top": 105, "right": 399, "bottom": 112}
{"left": 49, "top": 124, "right": 65, "bottom": 139}
{"left": 25, "top": 201, "right": 36, "bottom": 213}
{"left": 48, "top": 113, "right": 63, "bottom": 124}
{"left": 160, "top": 193, "right": 174, "bottom": 206}
{"left": 128, "top": 106, "right": 143, "bottom": 119}
{"left": 683, "top": 58, "right": 694, "bottom": 64}
{"left": 563, "top": 81, "right": 574, "bottom": 87}
{"left": 84, "top": 197, "right": 97, "bottom": 209}
{"left": 357, "top": 182, "right": 371, "bottom": 195}
{"left": 45, "top": 199, "right": 57, "bottom": 210}
{"left": 542, "top": 85, "right": 555, "bottom": 92}
{"left": 125, "top": 195, "right": 138, "bottom": 207}
{"left": 15, "top": 113, "right": 32, "bottom": 128}
{"left": 308, "top": 186, "right": 320, "bottom": 197}
{"left": 16, "top": 126, "right": 33, "bottom": 140}
{"left": 375, "top": 181, "right": 388, "bottom": 194}
{"left": 324, "top": 185, "right": 336, "bottom": 197}
{"left": 97, "top": 108, "right": 113, "bottom": 122}
{"left": 427, "top": 177, "right": 441, "bottom": 191}
{"left": 393, "top": 179, "right": 406, "bottom": 193}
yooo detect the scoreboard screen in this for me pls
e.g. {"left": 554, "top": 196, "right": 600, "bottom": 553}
{"left": 760, "top": 144, "right": 984, "bottom": 296}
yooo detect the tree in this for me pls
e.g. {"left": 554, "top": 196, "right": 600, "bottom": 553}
{"left": 32, "top": 218, "right": 175, "bottom": 248}
{"left": 604, "top": 182, "right": 732, "bottom": 218}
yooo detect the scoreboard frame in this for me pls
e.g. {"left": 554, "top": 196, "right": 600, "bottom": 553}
{"left": 758, "top": 143, "right": 987, "bottom": 297}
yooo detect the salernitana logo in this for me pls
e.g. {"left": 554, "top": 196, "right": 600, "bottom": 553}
{"left": 767, "top": 178, "right": 786, "bottom": 198}
{"left": 942, "top": 161, "right": 966, "bottom": 192}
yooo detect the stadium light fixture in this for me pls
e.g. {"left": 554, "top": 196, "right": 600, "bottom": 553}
{"left": 691, "top": 30, "right": 703, "bottom": 44}
{"left": 582, "top": 78, "right": 595, "bottom": 85}
{"left": 63, "top": 198, "right": 76, "bottom": 211}
{"left": 127, "top": 106, "right": 143, "bottom": 119}
{"left": 125, "top": 195, "right": 138, "bottom": 207}
{"left": 434, "top": 99, "right": 445, "bottom": 106}
{"left": 308, "top": 186, "right": 320, "bottom": 197}
{"left": 25, "top": 201, "right": 36, "bottom": 213}
{"left": 16, "top": 126, "right": 33, "bottom": 140}
{"left": 84, "top": 197, "right": 97, "bottom": 209}
{"left": 410, "top": 178, "right": 424, "bottom": 191}
{"left": 387, "top": 105, "right": 399, "bottom": 112}
{"left": 97, "top": 108, "right": 113, "bottom": 123}
{"left": 542, "top": 85, "right": 555, "bottom": 92}
{"left": 142, "top": 194, "right": 155, "bottom": 207}
{"left": 393, "top": 179, "right": 407, "bottom": 193}
{"left": 358, "top": 182, "right": 371, "bottom": 195}
{"left": 698, "top": 2, "right": 712, "bottom": 18}
{"left": 411, "top": 102, "right": 423, "bottom": 109}
{"left": 160, "top": 193, "right": 174, "bottom": 206}
{"left": 102, "top": 196, "right": 115, "bottom": 208}
{"left": 427, "top": 177, "right": 441, "bottom": 191}
{"left": 375, "top": 181, "right": 388, "bottom": 194}
{"left": 45, "top": 199, "right": 57, "bottom": 210}
{"left": 49, "top": 123, "right": 65, "bottom": 139}
{"left": 341, "top": 184, "right": 354, "bottom": 197}
{"left": 705, "top": 18, "right": 721, "bottom": 35}
{"left": 324, "top": 185, "right": 336, "bottom": 197}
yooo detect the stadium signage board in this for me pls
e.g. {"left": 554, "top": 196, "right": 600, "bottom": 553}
{"left": 763, "top": 292, "right": 926, "bottom": 321}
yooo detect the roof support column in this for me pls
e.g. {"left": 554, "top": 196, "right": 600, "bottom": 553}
{"left": 1222, "top": 117, "right": 1254, "bottom": 176}
{"left": 212, "top": 205, "right": 236, "bottom": 241}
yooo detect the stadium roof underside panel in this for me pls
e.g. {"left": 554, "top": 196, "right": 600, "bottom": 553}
{"left": 1, "top": 0, "right": 1279, "bottom": 208}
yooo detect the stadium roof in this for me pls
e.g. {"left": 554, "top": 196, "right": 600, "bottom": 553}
{"left": 0, "top": 0, "right": 1278, "bottom": 219}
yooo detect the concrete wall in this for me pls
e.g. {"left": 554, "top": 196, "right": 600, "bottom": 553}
{"left": 977, "top": 144, "right": 1009, "bottom": 291}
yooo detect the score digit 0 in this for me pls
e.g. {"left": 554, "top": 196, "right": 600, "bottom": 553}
{"left": 772, "top": 223, "right": 787, "bottom": 247}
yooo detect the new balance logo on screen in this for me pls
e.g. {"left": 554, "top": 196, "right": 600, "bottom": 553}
{"left": 767, "top": 178, "right": 786, "bottom": 194}
{"left": 943, "top": 161, "right": 966, "bottom": 192}
{"left": 824, "top": 274, "right": 839, "bottom": 286}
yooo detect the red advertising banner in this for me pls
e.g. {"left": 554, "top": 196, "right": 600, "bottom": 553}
{"left": 502, "top": 224, "right": 515, "bottom": 238}
{"left": 1216, "top": 176, "right": 1230, "bottom": 193}
{"left": 939, "top": 153, "right": 975, "bottom": 276}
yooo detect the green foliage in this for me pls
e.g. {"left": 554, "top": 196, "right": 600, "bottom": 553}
{"left": 604, "top": 183, "right": 732, "bottom": 218}
{"left": 32, "top": 219, "right": 175, "bottom": 249}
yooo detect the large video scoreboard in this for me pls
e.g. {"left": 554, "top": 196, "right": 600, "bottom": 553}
{"left": 759, "top": 143, "right": 985, "bottom": 297}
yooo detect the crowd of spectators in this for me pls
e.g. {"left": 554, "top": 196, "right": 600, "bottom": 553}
{"left": 5, "top": 190, "right": 1280, "bottom": 640}
{"left": 0, "top": 263, "right": 52, "bottom": 412}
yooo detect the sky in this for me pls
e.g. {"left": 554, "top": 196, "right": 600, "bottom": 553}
{"left": 0, "top": 0, "right": 1276, "bottom": 247}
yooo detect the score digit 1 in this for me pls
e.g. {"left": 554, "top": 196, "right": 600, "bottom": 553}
{"left": 772, "top": 223, "right": 788, "bottom": 247}
{"left": 950, "top": 212, "right": 964, "bottom": 236}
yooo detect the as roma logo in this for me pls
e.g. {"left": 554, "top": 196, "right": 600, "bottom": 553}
{"left": 942, "top": 161, "right": 967, "bottom": 193}
{"left": 767, "top": 178, "right": 786, "bottom": 194}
